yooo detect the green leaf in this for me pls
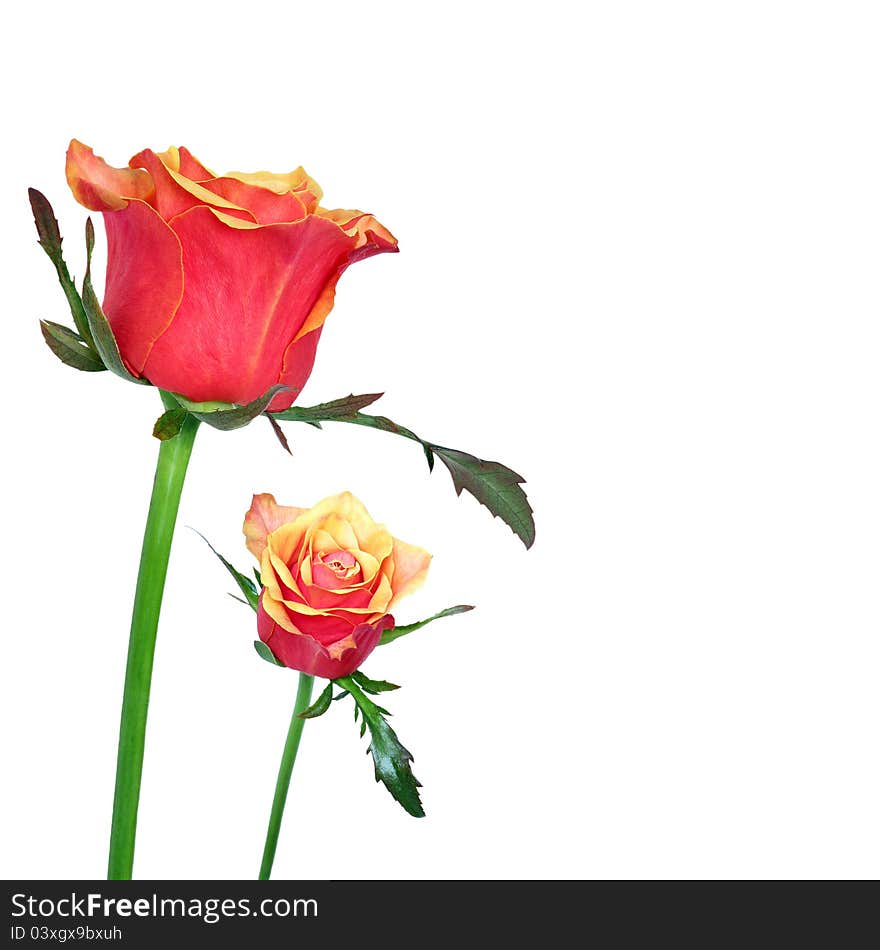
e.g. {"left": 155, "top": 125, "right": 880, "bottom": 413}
{"left": 351, "top": 670, "right": 400, "bottom": 694}
{"left": 335, "top": 676, "right": 424, "bottom": 817}
{"left": 174, "top": 384, "right": 294, "bottom": 431}
{"left": 254, "top": 640, "right": 284, "bottom": 666}
{"left": 193, "top": 529, "right": 260, "bottom": 610}
{"left": 152, "top": 407, "right": 188, "bottom": 441}
{"left": 433, "top": 447, "right": 535, "bottom": 548}
{"left": 380, "top": 604, "right": 475, "bottom": 646}
{"left": 273, "top": 392, "right": 384, "bottom": 422}
{"left": 272, "top": 395, "right": 535, "bottom": 548}
{"left": 28, "top": 188, "right": 95, "bottom": 349}
{"left": 39, "top": 320, "right": 106, "bottom": 372}
{"left": 253, "top": 568, "right": 263, "bottom": 587}
{"left": 82, "top": 219, "right": 147, "bottom": 384}
{"left": 298, "top": 683, "right": 333, "bottom": 719}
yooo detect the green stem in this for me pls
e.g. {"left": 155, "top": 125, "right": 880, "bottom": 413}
{"left": 259, "top": 673, "right": 315, "bottom": 880}
{"left": 107, "top": 392, "right": 200, "bottom": 880}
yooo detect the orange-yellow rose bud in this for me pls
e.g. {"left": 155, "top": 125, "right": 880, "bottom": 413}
{"left": 244, "top": 492, "right": 431, "bottom": 678}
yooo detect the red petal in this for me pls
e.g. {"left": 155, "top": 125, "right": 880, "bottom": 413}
{"left": 128, "top": 149, "right": 254, "bottom": 223}
{"left": 102, "top": 200, "right": 184, "bottom": 376}
{"left": 177, "top": 146, "right": 214, "bottom": 180}
{"left": 257, "top": 598, "right": 390, "bottom": 678}
{"left": 199, "top": 177, "right": 309, "bottom": 224}
{"left": 66, "top": 140, "right": 153, "bottom": 212}
{"left": 142, "top": 209, "right": 366, "bottom": 404}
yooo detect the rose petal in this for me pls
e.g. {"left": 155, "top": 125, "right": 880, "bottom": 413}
{"left": 268, "top": 327, "right": 322, "bottom": 412}
{"left": 66, "top": 140, "right": 153, "bottom": 212}
{"left": 258, "top": 601, "right": 391, "bottom": 678}
{"left": 141, "top": 208, "right": 374, "bottom": 405}
{"left": 102, "top": 200, "right": 185, "bottom": 376}
{"left": 304, "top": 583, "right": 373, "bottom": 612}
{"left": 367, "top": 572, "right": 394, "bottom": 613}
{"left": 388, "top": 538, "right": 432, "bottom": 605}
{"left": 199, "top": 177, "right": 309, "bottom": 225}
{"left": 129, "top": 149, "right": 255, "bottom": 223}
{"left": 243, "top": 493, "right": 307, "bottom": 561}
{"left": 225, "top": 166, "right": 323, "bottom": 211}
{"left": 178, "top": 146, "right": 215, "bottom": 180}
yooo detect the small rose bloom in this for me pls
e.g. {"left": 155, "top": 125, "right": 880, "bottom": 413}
{"left": 65, "top": 141, "right": 398, "bottom": 411}
{"left": 244, "top": 492, "right": 431, "bottom": 678}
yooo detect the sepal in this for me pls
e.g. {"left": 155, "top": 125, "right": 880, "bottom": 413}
{"left": 350, "top": 670, "right": 400, "bottom": 693}
{"left": 196, "top": 531, "right": 260, "bottom": 610}
{"left": 152, "top": 407, "right": 188, "bottom": 441}
{"left": 297, "top": 683, "right": 334, "bottom": 719}
{"left": 174, "top": 384, "right": 294, "bottom": 431}
{"left": 254, "top": 640, "right": 283, "bottom": 666}
{"left": 82, "top": 219, "right": 149, "bottom": 384}
{"left": 40, "top": 320, "right": 105, "bottom": 372}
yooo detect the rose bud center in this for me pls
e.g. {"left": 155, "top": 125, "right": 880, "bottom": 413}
{"left": 312, "top": 549, "right": 362, "bottom": 588}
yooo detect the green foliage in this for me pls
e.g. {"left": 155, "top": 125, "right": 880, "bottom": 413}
{"left": 39, "top": 320, "right": 105, "bottom": 372}
{"left": 274, "top": 392, "right": 384, "bottom": 423}
{"left": 297, "top": 683, "right": 334, "bottom": 719}
{"left": 174, "top": 384, "right": 294, "bottom": 431}
{"left": 266, "top": 414, "right": 291, "bottom": 453}
{"left": 350, "top": 670, "right": 400, "bottom": 693}
{"left": 152, "top": 407, "right": 188, "bottom": 441}
{"left": 82, "top": 219, "right": 147, "bottom": 384}
{"left": 272, "top": 393, "right": 535, "bottom": 548}
{"left": 28, "top": 188, "right": 95, "bottom": 348}
{"left": 253, "top": 640, "right": 283, "bottom": 666}
{"left": 380, "top": 604, "right": 475, "bottom": 645}
{"left": 433, "top": 447, "right": 534, "bottom": 548}
{"left": 195, "top": 530, "right": 260, "bottom": 611}
{"left": 334, "top": 675, "right": 424, "bottom": 817}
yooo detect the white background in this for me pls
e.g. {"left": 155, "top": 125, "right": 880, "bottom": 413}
{"left": 2, "top": 1, "right": 878, "bottom": 880}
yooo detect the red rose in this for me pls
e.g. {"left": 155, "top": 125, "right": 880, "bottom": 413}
{"left": 65, "top": 141, "right": 398, "bottom": 411}
{"left": 244, "top": 492, "right": 432, "bottom": 678}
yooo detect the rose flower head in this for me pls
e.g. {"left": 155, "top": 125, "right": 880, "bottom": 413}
{"left": 244, "top": 492, "right": 431, "bottom": 678}
{"left": 65, "top": 141, "right": 398, "bottom": 411}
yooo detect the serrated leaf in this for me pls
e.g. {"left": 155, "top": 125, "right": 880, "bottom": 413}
{"left": 380, "top": 604, "right": 475, "bottom": 646}
{"left": 297, "top": 683, "right": 333, "bottom": 719}
{"left": 335, "top": 676, "right": 424, "bottom": 817}
{"left": 351, "top": 670, "right": 400, "bottom": 693}
{"left": 434, "top": 447, "right": 535, "bottom": 548}
{"left": 272, "top": 392, "right": 384, "bottom": 422}
{"left": 254, "top": 640, "right": 284, "bottom": 666}
{"left": 194, "top": 529, "right": 260, "bottom": 610}
{"left": 153, "top": 407, "right": 188, "bottom": 441}
{"left": 40, "top": 320, "right": 106, "bottom": 372}
{"left": 174, "top": 384, "right": 293, "bottom": 431}
{"left": 272, "top": 395, "right": 535, "bottom": 548}
{"left": 82, "top": 219, "right": 147, "bottom": 384}
{"left": 29, "top": 188, "right": 95, "bottom": 348}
